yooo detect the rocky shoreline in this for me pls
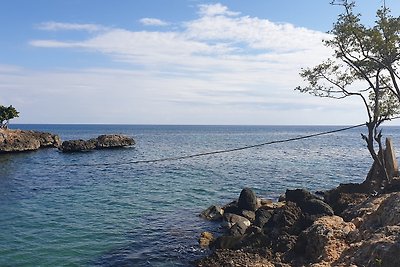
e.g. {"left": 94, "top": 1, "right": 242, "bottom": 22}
{"left": 196, "top": 182, "right": 400, "bottom": 267}
{"left": 0, "top": 129, "right": 61, "bottom": 152}
{"left": 0, "top": 128, "right": 135, "bottom": 153}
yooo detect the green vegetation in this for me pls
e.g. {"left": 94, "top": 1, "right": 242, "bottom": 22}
{"left": 0, "top": 105, "right": 19, "bottom": 129}
{"left": 296, "top": 0, "right": 400, "bottom": 190}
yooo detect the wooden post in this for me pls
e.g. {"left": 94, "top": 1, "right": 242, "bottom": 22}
{"left": 384, "top": 137, "right": 398, "bottom": 180}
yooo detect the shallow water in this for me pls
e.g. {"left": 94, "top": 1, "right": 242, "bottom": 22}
{"left": 1, "top": 124, "right": 399, "bottom": 266}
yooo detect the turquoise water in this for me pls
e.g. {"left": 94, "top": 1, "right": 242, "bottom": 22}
{"left": 1, "top": 124, "right": 400, "bottom": 266}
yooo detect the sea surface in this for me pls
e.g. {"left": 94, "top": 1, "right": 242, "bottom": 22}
{"left": 1, "top": 124, "right": 400, "bottom": 266}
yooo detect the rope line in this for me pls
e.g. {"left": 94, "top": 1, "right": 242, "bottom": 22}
{"left": 63, "top": 123, "right": 366, "bottom": 167}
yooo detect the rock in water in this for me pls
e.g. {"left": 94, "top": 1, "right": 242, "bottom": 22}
{"left": 60, "top": 139, "right": 96, "bottom": 152}
{"left": 200, "top": 205, "right": 224, "bottom": 221}
{"left": 238, "top": 188, "right": 258, "bottom": 211}
{"left": 95, "top": 134, "right": 135, "bottom": 148}
{"left": 60, "top": 134, "right": 135, "bottom": 152}
{"left": 0, "top": 129, "right": 61, "bottom": 153}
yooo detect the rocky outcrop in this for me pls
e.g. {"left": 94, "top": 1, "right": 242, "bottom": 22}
{"left": 296, "top": 215, "right": 356, "bottom": 264}
{"left": 60, "top": 134, "right": 135, "bottom": 152}
{"left": 196, "top": 186, "right": 400, "bottom": 267}
{"left": 0, "top": 129, "right": 61, "bottom": 153}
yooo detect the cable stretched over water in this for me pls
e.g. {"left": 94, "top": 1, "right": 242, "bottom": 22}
{"left": 65, "top": 123, "right": 366, "bottom": 167}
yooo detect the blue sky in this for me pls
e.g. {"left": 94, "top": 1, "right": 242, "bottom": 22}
{"left": 1, "top": 0, "right": 399, "bottom": 125}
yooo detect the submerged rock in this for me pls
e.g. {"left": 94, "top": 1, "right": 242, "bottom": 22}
{"left": 60, "top": 134, "right": 135, "bottom": 152}
{"left": 0, "top": 129, "right": 61, "bottom": 153}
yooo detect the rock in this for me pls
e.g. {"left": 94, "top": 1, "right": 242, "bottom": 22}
{"left": 301, "top": 198, "right": 334, "bottom": 216}
{"left": 296, "top": 215, "right": 356, "bottom": 264}
{"left": 222, "top": 200, "right": 240, "bottom": 215}
{"left": 264, "top": 201, "right": 285, "bottom": 209}
{"left": 211, "top": 235, "right": 245, "bottom": 250}
{"left": 229, "top": 221, "right": 249, "bottom": 237}
{"left": 30, "top": 131, "right": 61, "bottom": 147}
{"left": 222, "top": 213, "right": 251, "bottom": 229}
{"left": 195, "top": 248, "right": 276, "bottom": 267}
{"left": 95, "top": 134, "right": 135, "bottom": 148}
{"left": 285, "top": 188, "right": 316, "bottom": 204}
{"left": 258, "top": 198, "right": 273, "bottom": 206}
{"left": 335, "top": 193, "right": 400, "bottom": 267}
{"left": 362, "top": 192, "right": 400, "bottom": 227}
{"left": 241, "top": 210, "right": 256, "bottom": 222}
{"left": 199, "top": 231, "right": 214, "bottom": 248}
{"left": 285, "top": 188, "right": 334, "bottom": 218}
{"left": 60, "top": 139, "right": 96, "bottom": 152}
{"left": 324, "top": 183, "right": 369, "bottom": 216}
{"left": 385, "top": 177, "right": 400, "bottom": 193}
{"left": 200, "top": 205, "right": 224, "bottom": 221}
{"left": 60, "top": 134, "right": 135, "bottom": 152}
{"left": 238, "top": 188, "right": 258, "bottom": 211}
{"left": 0, "top": 129, "right": 60, "bottom": 153}
{"left": 254, "top": 207, "right": 274, "bottom": 228}
{"left": 266, "top": 201, "right": 305, "bottom": 236}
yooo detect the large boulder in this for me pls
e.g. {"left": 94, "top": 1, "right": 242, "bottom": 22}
{"left": 222, "top": 213, "right": 251, "bottom": 229}
{"left": 60, "top": 134, "right": 135, "bottom": 152}
{"left": 95, "top": 134, "right": 135, "bottom": 148}
{"left": 301, "top": 198, "right": 334, "bottom": 216}
{"left": 238, "top": 188, "right": 258, "bottom": 211}
{"left": 296, "top": 215, "right": 356, "bottom": 264}
{"left": 254, "top": 207, "right": 274, "bottom": 228}
{"left": 286, "top": 188, "right": 334, "bottom": 218}
{"left": 60, "top": 139, "right": 96, "bottom": 152}
{"left": 0, "top": 129, "right": 61, "bottom": 153}
{"left": 334, "top": 192, "right": 400, "bottom": 267}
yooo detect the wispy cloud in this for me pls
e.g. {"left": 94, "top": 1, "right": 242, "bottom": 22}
{"left": 198, "top": 3, "right": 240, "bottom": 17}
{"left": 139, "top": 18, "right": 169, "bottom": 26}
{"left": 15, "top": 3, "right": 360, "bottom": 124}
{"left": 36, "top": 21, "right": 106, "bottom": 32}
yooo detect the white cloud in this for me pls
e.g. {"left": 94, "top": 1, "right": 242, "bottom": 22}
{"left": 139, "top": 18, "right": 169, "bottom": 26}
{"left": 36, "top": 21, "right": 106, "bottom": 32}
{"left": 14, "top": 3, "right": 368, "bottom": 124}
{"left": 198, "top": 3, "right": 240, "bottom": 17}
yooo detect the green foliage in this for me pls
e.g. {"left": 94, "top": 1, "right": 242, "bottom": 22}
{"left": 295, "top": 0, "right": 400, "bottom": 189}
{"left": 296, "top": 1, "right": 400, "bottom": 124}
{"left": 0, "top": 105, "right": 19, "bottom": 129}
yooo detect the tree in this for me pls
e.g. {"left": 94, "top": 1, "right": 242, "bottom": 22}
{"left": 0, "top": 105, "right": 19, "bottom": 129}
{"left": 295, "top": 0, "right": 400, "bottom": 192}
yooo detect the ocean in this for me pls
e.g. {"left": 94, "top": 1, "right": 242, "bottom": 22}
{"left": 1, "top": 124, "right": 400, "bottom": 266}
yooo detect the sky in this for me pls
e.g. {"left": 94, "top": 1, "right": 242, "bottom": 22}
{"left": 1, "top": 0, "right": 399, "bottom": 125}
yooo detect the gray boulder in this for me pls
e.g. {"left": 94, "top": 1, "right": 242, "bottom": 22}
{"left": 254, "top": 207, "right": 274, "bottom": 228}
{"left": 222, "top": 213, "right": 251, "bottom": 229}
{"left": 200, "top": 205, "right": 224, "bottom": 221}
{"left": 229, "top": 221, "right": 249, "bottom": 237}
{"left": 238, "top": 188, "right": 258, "bottom": 211}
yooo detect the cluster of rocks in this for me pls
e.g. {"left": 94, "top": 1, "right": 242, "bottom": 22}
{"left": 59, "top": 134, "right": 135, "bottom": 152}
{"left": 0, "top": 129, "right": 135, "bottom": 153}
{"left": 197, "top": 185, "right": 400, "bottom": 267}
{"left": 0, "top": 129, "right": 61, "bottom": 152}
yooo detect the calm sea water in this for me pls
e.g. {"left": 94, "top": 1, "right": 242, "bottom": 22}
{"left": 1, "top": 124, "right": 400, "bottom": 266}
